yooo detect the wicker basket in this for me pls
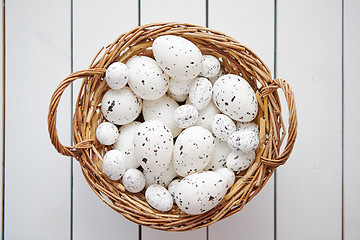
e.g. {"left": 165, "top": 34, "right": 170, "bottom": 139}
{"left": 48, "top": 22, "right": 297, "bottom": 231}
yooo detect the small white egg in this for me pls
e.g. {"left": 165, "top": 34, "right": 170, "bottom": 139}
{"left": 133, "top": 120, "right": 173, "bottom": 174}
{"left": 226, "top": 150, "right": 256, "bottom": 172}
{"left": 144, "top": 161, "right": 177, "bottom": 188}
{"left": 174, "top": 171, "right": 228, "bottom": 215}
{"left": 169, "top": 77, "right": 193, "bottom": 96}
{"left": 105, "top": 62, "right": 128, "bottom": 89}
{"left": 227, "top": 129, "right": 259, "bottom": 153}
{"left": 122, "top": 169, "right": 145, "bottom": 193}
{"left": 173, "top": 126, "right": 215, "bottom": 177}
{"left": 126, "top": 55, "right": 169, "bottom": 100}
{"left": 153, "top": 35, "right": 203, "bottom": 81}
{"left": 168, "top": 90, "right": 188, "bottom": 102}
{"left": 200, "top": 55, "right": 221, "bottom": 78}
{"left": 145, "top": 184, "right": 173, "bottom": 212}
{"left": 211, "top": 114, "right": 236, "bottom": 142}
{"left": 142, "top": 95, "right": 181, "bottom": 137}
{"left": 215, "top": 168, "right": 235, "bottom": 188}
{"left": 204, "top": 137, "right": 231, "bottom": 171}
{"left": 101, "top": 87, "right": 142, "bottom": 125}
{"left": 194, "top": 100, "right": 220, "bottom": 132}
{"left": 102, "top": 150, "right": 127, "bottom": 181}
{"left": 236, "top": 121, "right": 259, "bottom": 135}
{"left": 168, "top": 179, "right": 181, "bottom": 201}
{"left": 189, "top": 77, "right": 213, "bottom": 110}
{"left": 113, "top": 121, "right": 141, "bottom": 169}
{"left": 96, "top": 122, "right": 119, "bottom": 145}
{"left": 173, "top": 104, "right": 198, "bottom": 128}
{"left": 213, "top": 74, "right": 258, "bottom": 122}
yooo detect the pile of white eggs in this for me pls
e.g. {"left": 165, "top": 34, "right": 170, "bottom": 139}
{"left": 96, "top": 35, "right": 259, "bottom": 215}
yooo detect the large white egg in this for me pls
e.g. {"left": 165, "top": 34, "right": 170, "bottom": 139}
{"left": 142, "top": 95, "right": 181, "bottom": 137}
{"left": 126, "top": 55, "right": 169, "bottom": 100}
{"left": 145, "top": 184, "right": 173, "bottom": 212}
{"left": 189, "top": 77, "right": 213, "bottom": 110}
{"left": 213, "top": 74, "right": 258, "bottom": 122}
{"left": 102, "top": 150, "right": 127, "bottom": 181}
{"left": 174, "top": 171, "right": 228, "bottom": 215}
{"left": 113, "top": 121, "right": 141, "bottom": 169}
{"left": 153, "top": 35, "right": 203, "bottom": 81}
{"left": 173, "top": 126, "right": 215, "bottom": 177}
{"left": 133, "top": 120, "right": 173, "bottom": 174}
{"left": 101, "top": 87, "right": 142, "bottom": 125}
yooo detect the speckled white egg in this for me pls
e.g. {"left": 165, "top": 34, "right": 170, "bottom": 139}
{"left": 113, "top": 121, "right": 141, "bottom": 169}
{"left": 133, "top": 120, "right": 173, "bottom": 174}
{"left": 173, "top": 126, "right": 215, "bottom": 177}
{"left": 169, "top": 77, "right": 193, "bottom": 96}
{"left": 215, "top": 168, "right": 235, "bottom": 188}
{"left": 102, "top": 150, "right": 127, "bottom": 181}
{"left": 211, "top": 114, "right": 236, "bottom": 142}
{"left": 153, "top": 35, "right": 203, "bottom": 81}
{"left": 168, "top": 179, "right": 181, "bottom": 201}
{"left": 96, "top": 122, "right": 119, "bottom": 145}
{"left": 227, "top": 129, "right": 259, "bottom": 153}
{"left": 173, "top": 104, "right": 198, "bottom": 128}
{"left": 105, "top": 62, "right": 128, "bottom": 89}
{"left": 204, "top": 137, "right": 231, "bottom": 171}
{"left": 142, "top": 95, "right": 181, "bottom": 137}
{"left": 189, "top": 77, "right": 213, "bottom": 110}
{"left": 144, "top": 161, "right": 177, "bottom": 188}
{"left": 122, "top": 169, "right": 145, "bottom": 193}
{"left": 200, "top": 55, "right": 221, "bottom": 78}
{"left": 174, "top": 171, "right": 228, "bottom": 215}
{"left": 145, "top": 184, "right": 173, "bottom": 212}
{"left": 213, "top": 74, "right": 258, "bottom": 122}
{"left": 194, "top": 100, "right": 220, "bottom": 132}
{"left": 236, "top": 121, "right": 259, "bottom": 135}
{"left": 226, "top": 150, "right": 256, "bottom": 172}
{"left": 126, "top": 55, "right": 169, "bottom": 100}
{"left": 101, "top": 87, "right": 142, "bottom": 125}
{"left": 208, "top": 68, "right": 225, "bottom": 85}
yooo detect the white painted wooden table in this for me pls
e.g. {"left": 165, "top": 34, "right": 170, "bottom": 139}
{"left": 2, "top": 0, "right": 360, "bottom": 239}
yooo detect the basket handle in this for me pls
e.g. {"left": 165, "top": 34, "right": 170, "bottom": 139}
{"left": 48, "top": 68, "right": 106, "bottom": 158}
{"left": 260, "top": 78, "right": 298, "bottom": 167}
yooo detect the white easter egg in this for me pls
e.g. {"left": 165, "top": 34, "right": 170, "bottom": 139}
{"left": 145, "top": 184, "right": 173, "bottom": 212}
{"left": 194, "top": 100, "right": 220, "bottom": 132}
{"left": 189, "top": 77, "right": 213, "bottom": 110}
{"left": 204, "top": 137, "right": 231, "bottom": 171}
{"left": 227, "top": 129, "right": 259, "bottom": 153}
{"left": 200, "top": 55, "right": 221, "bottom": 78}
{"left": 96, "top": 122, "right": 119, "bottom": 145}
{"left": 153, "top": 35, "right": 203, "bottom": 81}
{"left": 226, "top": 150, "right": 256, "bottom": 172}
{"left": 101, "top": 87, "right": 142, "bottom": 125}
{"left": 173, "top": 104, "right": 198, "bottom": 128}
{"left": 133, "top": 120, "right": 173, "bottom": 174}
{"left": 173, "top": 126, "right": 215, "bottom": 177}
{"left": 213, "top": 74, "right": 258, "bottom": 122}
{"left": 105, "top": 62, "right": 128, "bottom": 89}
{"left": 215, "top": 168, "right": 235, "bottom": 188}
{"left": 122, "top": 169, "right": 145, "bottom": 193}
{"left": 102, "top": 150, "right": 127, "bottom": 181}
{"left": 144, "top": 161, "right": 177, "bottom": 188}
{"left": 126, "top": 55, "right": 169, "bottom": 100}
{"left": 211, "top": 114, "right": 236, "bottom": 142}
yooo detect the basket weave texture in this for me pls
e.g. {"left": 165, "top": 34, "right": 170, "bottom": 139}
{"left": 48, "top": 22, "right": 297, "bottom": 231}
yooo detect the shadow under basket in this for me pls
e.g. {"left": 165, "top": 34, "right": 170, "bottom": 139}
{"left": 48, "top": 22, "right": 298, "bottom": 231}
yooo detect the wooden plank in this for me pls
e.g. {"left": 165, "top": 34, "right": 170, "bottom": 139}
{"left": 208, "top": 1, "right": 275, "bottom": 239}
{"left": 344, "top": 0, "right": 360, "bottom": 238}
{"left": 4, "top": 0, "right": 72, "bottom": 239}
{"left": 1, "top": 0, "right": 3, "bottom": 233}
{"left": 71, "top": 1, "right": 139, "bottom": 239}
{"left": 140, "top": 0, "right": 207, "bottom": 239}
{"left": 276, "top": 0, "right": 342, "bottom": 239}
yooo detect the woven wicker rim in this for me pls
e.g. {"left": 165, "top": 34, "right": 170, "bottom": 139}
{"left": 48, "top": 22, "right": 297, "bottom": 231}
